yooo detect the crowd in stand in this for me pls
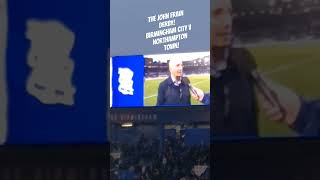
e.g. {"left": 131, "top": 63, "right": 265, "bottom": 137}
{"left": 110, "top": 134, "right": 209, "bottom": 180}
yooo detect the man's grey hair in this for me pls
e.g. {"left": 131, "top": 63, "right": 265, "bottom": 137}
{"left": 168, "top": 59, "right": 183, "bottom": 69}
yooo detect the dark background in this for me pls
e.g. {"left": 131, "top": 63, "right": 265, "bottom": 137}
{"left": 213, "top": 139, "right": 320, "bottom": 180}
{"left": 0, "top": 144, "right": 108, "bottom": 179}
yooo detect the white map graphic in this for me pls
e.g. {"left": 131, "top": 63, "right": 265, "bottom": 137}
{"left": 0, "top": 0, "right": 8, "bottom": 144}
{"left": 26, "top": 20, "right": 76, "bottom": 105}
{"left": 118, "top": 67, "right": 134, "bottom": 95}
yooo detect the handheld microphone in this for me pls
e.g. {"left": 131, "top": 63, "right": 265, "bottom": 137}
{"left": 231, "top": 50, "right": 286, "bottom": 121}
{"left": 183, "top": 77, "right": 200, "bottom": 99}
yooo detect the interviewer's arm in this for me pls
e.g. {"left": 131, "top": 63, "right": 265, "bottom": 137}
{"left": 201, "top": 93, "right": 210, "bottom": 105}
{"left": 291, "top": 100, "right": 320, "bottom": 136}
{"left": 256, "top": 75, "right": 320, "bottom": 136}
{"left": 189, "top": 86, "right": 210, "bottom": 105}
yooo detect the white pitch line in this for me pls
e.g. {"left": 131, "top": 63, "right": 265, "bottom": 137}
{"left": 144, "top": 78, "right": 209, "bottom": 100}
{"left": 144, "top": 94, "right": 158, "bottom": 99}
{"left": 262, "top": 58, "right": 317, "bottom": 75}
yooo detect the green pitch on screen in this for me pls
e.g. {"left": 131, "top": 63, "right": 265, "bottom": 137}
{"left": 144, "top": 75, "right": 210, "bottom": 106}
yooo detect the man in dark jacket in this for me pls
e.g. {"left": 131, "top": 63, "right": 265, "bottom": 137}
{"left": 212, "top": 48, "right": 259, "bottom": 137}
{"left": 156, "top": 59, "right": 191, "bottom": 106}
{"left": 211, "top": 0, "right": 259, "bottom": 137}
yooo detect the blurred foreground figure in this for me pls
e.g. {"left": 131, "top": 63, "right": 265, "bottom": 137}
{"left": 211, "top": 0, "right": 259, "bottom": 137}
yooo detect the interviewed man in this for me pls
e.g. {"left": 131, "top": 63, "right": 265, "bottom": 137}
{"left": 156, "top": 59, "right": 192, "bottom": 106}
{"left": 210, "top": 0, "right": 260, "bottom": 136}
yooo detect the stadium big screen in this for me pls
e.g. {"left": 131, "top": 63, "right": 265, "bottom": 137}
{"left": 110, "top": 0, "right": 210, "bottom": 109}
